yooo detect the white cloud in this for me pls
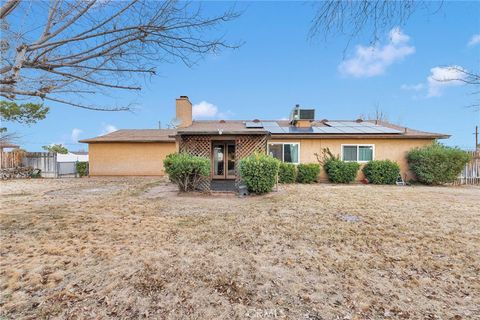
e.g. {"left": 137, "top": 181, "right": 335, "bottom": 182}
{"left": 400, "top": 83, "right": 424, "bottom": 91}
{"left": 427, "top": 66, "right": 467, "bottom": 97}
{"left": 389, "top": 27, "right": 410, "bottom": 45}
{"left": 188, "top": 100, "right": 234, "bottom": 120}
{"left": 70, "top": 128, "right": 82, "bottom": 142}
{"left": 100, "top": 123, "right": 118, "bottom": 135}
{"left": 339, "top": 27, "right": 415, "bottom": 77}
{"left": 468, "top": 34, "right": 480, "bottom": 47}
{"left": 192, "top": 101, "right": 218, "bottom": 119}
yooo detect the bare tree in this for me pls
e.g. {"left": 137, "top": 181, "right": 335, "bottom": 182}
{"left": 0, "top": 128, "right": 19, "bottom": 145}
{"left": 434, "top": 66, "right": 480, "bottom": 111}
{"left": 0, "top": 0, "right": 239, "bottom": 111}
{"left": 358, "top": 102, "right": 388, "bottom": 122}
{"left": 309, "top": 1, "right": 479, "bottom": 113}
{"left": 309, "top": 1, "right": 442, "bottom": 45}
{"left": 436, "top": 66, "right": 480, "bottom": 86}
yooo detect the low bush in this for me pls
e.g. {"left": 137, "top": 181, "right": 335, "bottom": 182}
{"left": 239, "top": 153, "right": 280, "bottom": 194}
{"left": 407, "top": 143, "right": 472, "bottom": 185}
{"left": 278, "top": 163, "right": 297, "bottom": 183}
{"left": 296, "top": 163, "right": 320, "bottom": 183}
{"left": 76, "top": 161, "right": 89, "bottom": 177}
{"left": 324, "top": 159, "right": 359, "bottom": 183}
{"left": 362, "top": 160, "right": 400, "bottom": 184}
{"left": 163, "top": 153, "right": 210, "bottom": 191}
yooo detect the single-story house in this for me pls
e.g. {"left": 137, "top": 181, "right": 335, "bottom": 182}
{"left": 80, "top": 96, "right": 449, "bottom": 183}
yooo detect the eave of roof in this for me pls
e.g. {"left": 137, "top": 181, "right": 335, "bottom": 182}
{"left": 80, "top": 139, "right": 176, "bottom": 143}
{"left": 79, "top": 129, "right": 176, "bottom": 143}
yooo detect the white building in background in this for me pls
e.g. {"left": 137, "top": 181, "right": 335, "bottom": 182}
{"left": 56, "top": 151, "right": 89, "bottom": 163}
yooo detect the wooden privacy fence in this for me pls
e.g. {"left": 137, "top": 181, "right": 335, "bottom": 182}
{"left": 0, "top": 151, "right": 24, "bottom": 168}
{"left": 1, "top": 151, "right": 85, "bottom": 178}
{"left": 455, "top": 151, "right": 480, "bottom": 185}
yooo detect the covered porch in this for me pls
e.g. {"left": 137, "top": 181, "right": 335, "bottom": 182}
{"left": 176, "top": 133, "right": 269, "bottom": 191}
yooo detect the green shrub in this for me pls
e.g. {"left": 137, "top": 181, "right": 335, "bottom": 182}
{"left": 239, "top": 153, "right": 280, "bottom": 194}
{"left": 362, "top": 160, "right": 400, "bottom": 184}
{"left": 76, "top": 161, "right": 88, "bottom": 177}
{"left": 296, "top": 163, "right": 320, "bottom": 183}
{"left": 278, "top": 163, "right": 297, "bottom": 183}
{"left": 163, "top": 153, "right": 210, "bottom": 191}
{"left": 407, "top": 143, "right": 472, "bottom": 185}
{"left": 324, "top": 159, "right": 359, "bottom": 183}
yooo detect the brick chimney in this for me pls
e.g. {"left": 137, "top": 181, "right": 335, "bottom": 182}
{"left": 176, "top": 96, "right": 192, "bottom": 128}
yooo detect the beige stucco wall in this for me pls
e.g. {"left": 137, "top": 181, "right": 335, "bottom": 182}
{"left": 88, "top": 138, "right": 434, "bottom": 180}
{"left": 88, "top": 142, "right": 177, "bottom": 176}
{"left": 269, "top": 138, "right": 435, "bottom": 181}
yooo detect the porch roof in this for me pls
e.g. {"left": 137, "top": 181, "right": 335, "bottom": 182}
{"left": 175, "top": 120, "right": 269, "bottom": 136}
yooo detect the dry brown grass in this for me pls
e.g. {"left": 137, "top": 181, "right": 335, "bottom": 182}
{"left": 1, "top": 177, "right": 479, "bottom": 319}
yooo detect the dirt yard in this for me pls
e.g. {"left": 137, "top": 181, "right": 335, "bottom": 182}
{"left": 1, "top": 177, "right": 479, "bottom": 319}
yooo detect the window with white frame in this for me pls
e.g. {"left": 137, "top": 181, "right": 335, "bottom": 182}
{"left": 268, "top": 143, "right": 300, "bottom": 164}
{"left": 342, "top": 145, "right": 374, "bottom": 162}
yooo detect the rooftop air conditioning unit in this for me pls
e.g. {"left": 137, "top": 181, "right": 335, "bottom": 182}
{"left": 290, "top": 105, "right": 315, "bottom": 122}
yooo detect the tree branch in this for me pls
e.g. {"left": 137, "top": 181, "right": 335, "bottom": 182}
{"left": 0, "top": 0, "right": 20, "bottom": 19}
{"left": 0, "top": 0, "right": 240, "bottom": 112}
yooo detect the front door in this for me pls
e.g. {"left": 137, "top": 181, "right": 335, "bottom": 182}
{"left": 212, "top": 142, "right": 235, "bottom": 179}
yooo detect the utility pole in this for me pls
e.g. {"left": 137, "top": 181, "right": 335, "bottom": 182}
{"left": 476, "top": 125, "right": 479, "bottom": 151}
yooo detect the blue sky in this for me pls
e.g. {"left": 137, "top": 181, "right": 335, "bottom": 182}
{"left": 5, "top": 1, "right": 480, "bottom": 151}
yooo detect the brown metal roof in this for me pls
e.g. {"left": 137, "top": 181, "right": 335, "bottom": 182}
{"left": 79, "top": 129, "right": 176, "bottom": 143}
{"left": 80, "top": 119, "right": 449, "bottom": 143}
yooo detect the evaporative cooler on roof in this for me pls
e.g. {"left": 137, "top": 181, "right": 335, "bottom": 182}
{"left": 290, "top": 105, "right": 315, "bottom": 121}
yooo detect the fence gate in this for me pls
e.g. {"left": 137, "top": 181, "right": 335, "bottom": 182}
{"left": 57, "top": 162, "right": 78, "bottom": 177}
{"left": 455, "top": 151, "right": 480, "bottom": 185}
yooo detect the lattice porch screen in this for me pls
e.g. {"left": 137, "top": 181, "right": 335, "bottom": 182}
{"left": 178, "top": 134, "right": 269, "bottom": 190}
